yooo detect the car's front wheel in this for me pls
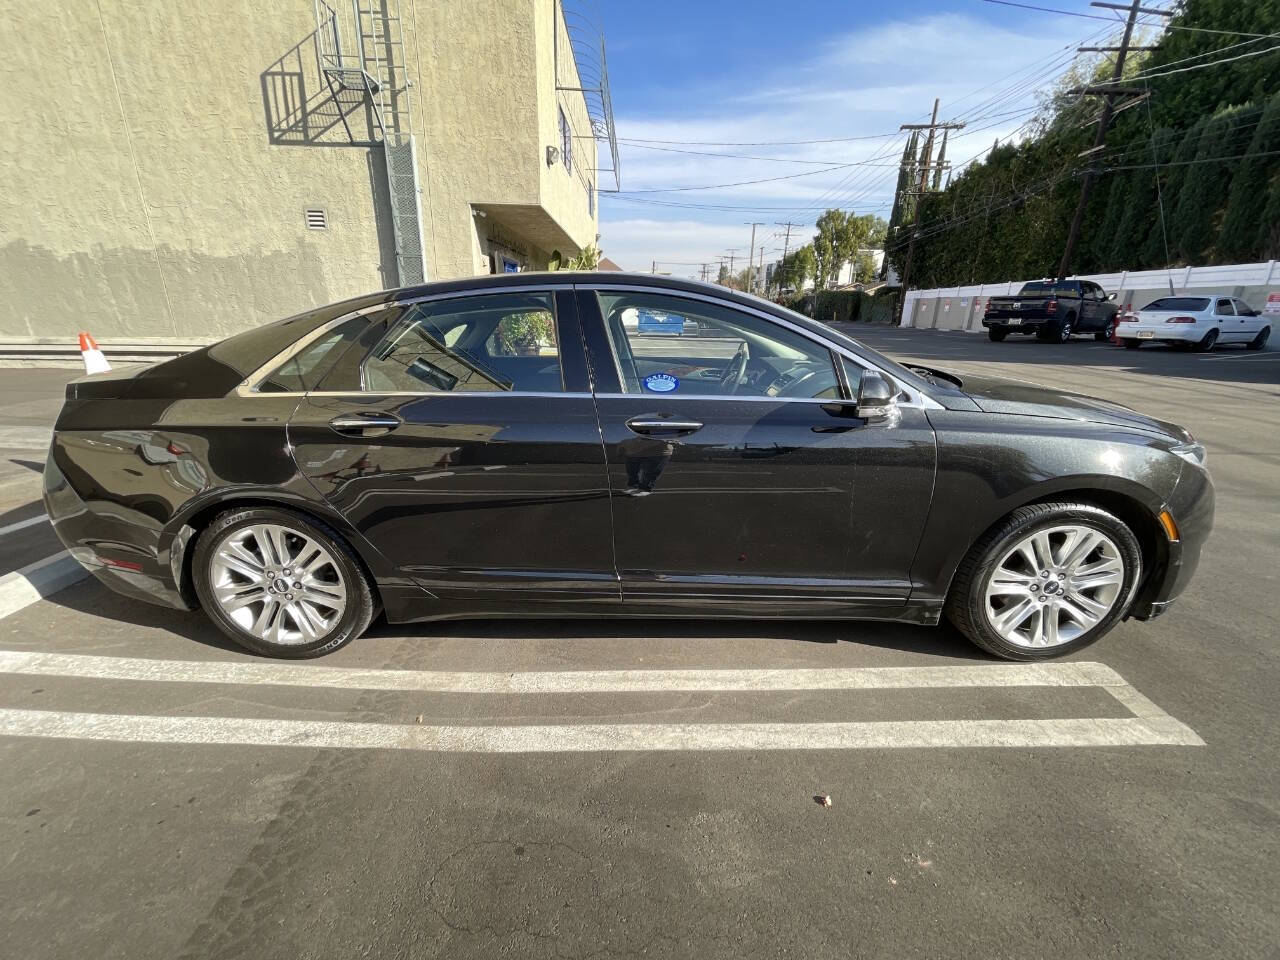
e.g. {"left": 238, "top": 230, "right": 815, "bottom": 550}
{"left": 1247, "top": 325, "right": 1270, "bottom": 351}
{"left": 193, "top": 506, "right": 376, "bottom": 658}
{"left": 945, "top": 502, "right": 1142, "bottom": 660}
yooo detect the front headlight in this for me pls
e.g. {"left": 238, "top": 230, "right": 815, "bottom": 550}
{"left": 1170, "top": 440, "right": 1207, "bottom": 468}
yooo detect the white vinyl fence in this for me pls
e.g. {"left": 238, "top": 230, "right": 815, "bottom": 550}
{"left": 901, "top": 261, "right": 1280, "bottom": 331}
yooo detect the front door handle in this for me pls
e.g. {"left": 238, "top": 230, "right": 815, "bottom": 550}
{"left": 328, "top": 412, "right": 402, "bottom": 437}
{"left": 625, "top": 416, "right": 703, "bottom": 436}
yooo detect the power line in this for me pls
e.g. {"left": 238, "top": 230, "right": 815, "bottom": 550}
{"left": 980, "top": 0, "right": 1280, "bottom": 39}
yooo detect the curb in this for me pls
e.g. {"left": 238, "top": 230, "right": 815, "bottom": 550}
{"left": 0, "top": 552, "right": 90, "bottom": 619}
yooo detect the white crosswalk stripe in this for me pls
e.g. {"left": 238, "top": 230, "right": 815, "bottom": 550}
{"left": 0, "top": 652, "right": 1203, "bottom": 752}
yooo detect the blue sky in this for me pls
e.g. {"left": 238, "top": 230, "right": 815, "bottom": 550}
{"left": 584, "top": 0, "right": 1120, "bottom": 274}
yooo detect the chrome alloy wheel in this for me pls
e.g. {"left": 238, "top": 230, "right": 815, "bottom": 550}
{"left": 208, "top": 523, "right": 347, "bottom": 645}
{"left": 982, "top": 524, "right": 1125, "bottom": 648}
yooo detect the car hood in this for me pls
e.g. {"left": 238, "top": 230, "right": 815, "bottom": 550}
{"left": 957, "top": 372, "right": 1191, "bottom": 440}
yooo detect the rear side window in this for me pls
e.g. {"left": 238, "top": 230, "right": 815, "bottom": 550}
{"left": 258, "top": 317, "right": 368, "bottom": 392}
{"left": 1215, "top": 298, "right": 1235, "bottom": 315}
{"left": 326, "top": 292, "right": 565, "bottom": 394}
{"left": 1142, "top": 297, "right": 1210, "bottom": 311}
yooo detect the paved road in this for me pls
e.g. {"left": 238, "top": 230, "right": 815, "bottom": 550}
{"left": 1, "top": 332, "right": 1276, "bottom": 960}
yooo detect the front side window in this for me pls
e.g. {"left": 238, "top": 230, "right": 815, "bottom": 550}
{"left": 595, "top": 292, "right": 844, "bottom": 400}
{"left": 324, "top": 293, "right": 564, "bottom": 394}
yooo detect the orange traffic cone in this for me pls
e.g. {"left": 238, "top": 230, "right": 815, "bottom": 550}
{"left": 79, "top": 332, "right": 111, "bottom": 374}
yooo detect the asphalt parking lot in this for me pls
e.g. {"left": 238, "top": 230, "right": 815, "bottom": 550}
{"left": 2, "top": 328, "right": 1277, "bottom": 960}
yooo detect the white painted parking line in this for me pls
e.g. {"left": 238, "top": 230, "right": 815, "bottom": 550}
{"left": 0, "top": 426, "right": 52, "bottom": 451}
{"left": 0, "top": 513, "right": 48, "bottom": 537}
{"left": 1198, "top": 352, "right": 1278, "bottom": 361}
{"left": 0, "top": 653, "right": 1203, "bottom": 751}
{"left": 0, "top": 710, "right": 1204, "bottom": 752}
{"left": 0, "top": 651, "right": 1126, "bottom": 693}
{"left": 0, "top": 553, "right": 89, "bottom": 619}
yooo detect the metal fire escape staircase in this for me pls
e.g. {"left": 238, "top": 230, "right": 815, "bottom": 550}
{"left": 315, "top": 0, "right": 427, "bottom": 285}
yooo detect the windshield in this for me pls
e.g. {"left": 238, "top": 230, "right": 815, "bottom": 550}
{"left": 1019, "top": 281, "right": 1079, "bottom": 297}
{"left": 1142, "top": 297, "right": 1210, "bottom": 311}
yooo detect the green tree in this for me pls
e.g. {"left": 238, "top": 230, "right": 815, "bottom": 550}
{"left": 1219, "top": 91, "right": 1280, "bottom": 260}
{"left": 774, "top": 244, "right": 815, "bottom": 292}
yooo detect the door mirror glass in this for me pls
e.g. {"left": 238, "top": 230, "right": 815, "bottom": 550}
{"left": 855, "top": 370, "right": 897, "bottom": 420}
{"left": 1106, "top": 291, "right": 1117, "bottom": 302}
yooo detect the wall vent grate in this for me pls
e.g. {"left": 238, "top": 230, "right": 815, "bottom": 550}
{"left": 304, "top": 208, "right": 328, "bottom": 230}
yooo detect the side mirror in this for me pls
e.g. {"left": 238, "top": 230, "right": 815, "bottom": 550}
{"left": 1107, "top": 291, "right": 1117, "bottom": 301}
{"left": 855, "top": 370, "right": 898, "bottom": 421}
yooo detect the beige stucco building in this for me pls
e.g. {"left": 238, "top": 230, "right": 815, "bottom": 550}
{"left": 0, "top": 0, "right": 610, "bottom": 347}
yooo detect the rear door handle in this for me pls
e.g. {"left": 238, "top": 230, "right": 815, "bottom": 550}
{"left": 625, "top": 416, "right": 703, "bottom": 436}
{"left": 328, "top": 413, "right": 402, "bottom": 437}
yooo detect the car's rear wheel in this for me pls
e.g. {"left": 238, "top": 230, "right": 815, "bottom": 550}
{"left": 988, "top": 327, "right": 1008, "bottom": 342}
{"left": 1095, "top": 318, "right": 1117, "bottom": 342}
{"left": 193, "top": 506, "right": 376, "bottom": 658}
{"left": 1247, "top": 325, "right": 1270, "bottom": 351}
{"left": 1195, "top": 328, "right": 1219, "bottom": 352}
{"left": 945, "top": 502, "right": 1142, "bottom": 661}
{"left": 1122, "top": 338, "right": 1141, "bottom": 349}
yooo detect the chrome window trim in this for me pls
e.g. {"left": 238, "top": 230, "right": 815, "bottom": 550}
{"left": 581, "top": 283, "right": 943, "bottom": 410}
{"left": 235, "top": 285, "right": 575, "bottom": 398}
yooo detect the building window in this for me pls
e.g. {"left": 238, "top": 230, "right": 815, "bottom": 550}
{"left": 559, "top": 107, "right": 572, "bottom": 175}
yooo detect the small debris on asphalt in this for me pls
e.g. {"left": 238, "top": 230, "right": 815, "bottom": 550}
{"left": 814, "top": 794, "right": 832, "bottom": 808}
{"left": 415, "top": 715, "right": 424, "bottom": 724}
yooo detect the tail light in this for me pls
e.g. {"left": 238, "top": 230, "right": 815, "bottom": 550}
{"left": 1045, "top": 300, "right": 1058, "bottom": 314}
{"left": 1119, "top": 311, "right": 1138, "bottom": 323}
{"left": 1166, "top": 316, "right": 1196, "bottom": 324}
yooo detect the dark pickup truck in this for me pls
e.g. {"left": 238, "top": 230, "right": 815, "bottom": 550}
{"left": 982, "top": 279, "right": 1120, "bottom": 343}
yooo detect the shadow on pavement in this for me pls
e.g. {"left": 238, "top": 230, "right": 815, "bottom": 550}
{"left": 42, "top": 576, "right": 990, "bottom": 662}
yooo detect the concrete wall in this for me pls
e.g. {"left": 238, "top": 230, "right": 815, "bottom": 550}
{"left": 0, "top": 0, "right": 599, "bottom": 343}
{"left": 901, "top": 262, "right": 1280, "bottom": 331}
{"left": 0, "top": 0, "right": 395, "bottom": 342}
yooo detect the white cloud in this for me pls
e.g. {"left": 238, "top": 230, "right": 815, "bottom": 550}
{"left": 598, "top": 10, "right": 1103, "bottom": 271}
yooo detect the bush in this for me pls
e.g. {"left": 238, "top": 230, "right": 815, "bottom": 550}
{"left": 811, "top": 288, "right": 900, "bottom": 325}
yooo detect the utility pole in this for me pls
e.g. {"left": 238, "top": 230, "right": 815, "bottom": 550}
{"left": 1056, "top": 0, "right": 1170, "bottom": 279}
{"left": 757, "top": 243, "right": 765, "bottom": 295}
{"left": 725, "top": 249, "right": 739, "bottom": 287}
{"left": 651, "top": 260, "right": 656, "bottom": 274}
{"left": 895, "top": 99, "right": 966, "bottom": 323}
{"left": 699, "top": 263, "right": 709, "bottom": 283}
{"left": 744, "top": 223, "right": 763, "bottom": 292}
{"left": 775, "top": 221, "right": 802, "bottom": 294}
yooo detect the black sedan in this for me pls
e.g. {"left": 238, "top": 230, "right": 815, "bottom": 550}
{"left": 44, "top": 273, "right": 1214, "bottom": 660}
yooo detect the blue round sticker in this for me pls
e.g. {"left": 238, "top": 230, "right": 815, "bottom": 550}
{"left": 643, "top": 373, "right": 679, "bottom": 393}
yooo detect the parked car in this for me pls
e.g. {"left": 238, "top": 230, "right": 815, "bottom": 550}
{"left": 45, "top": 273, "right": 1213, "bottom": 662}
{"left": 1117, "top": 294, "right": 1271, "bottom": 351}
{"left": 983, "top": 279, "right": 1119, "bottom": 343}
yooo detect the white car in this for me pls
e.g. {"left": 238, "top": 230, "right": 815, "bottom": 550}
{"left": 1118, "top": 294, "right": 1271, "bottom": 351}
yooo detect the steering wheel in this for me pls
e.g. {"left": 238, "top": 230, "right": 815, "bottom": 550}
{"left": 718, "top": 342, "right": 749, "bottom": 395}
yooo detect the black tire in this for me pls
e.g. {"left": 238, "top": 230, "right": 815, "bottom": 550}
{"left": 192, "top": 506, "right": 376, "bottom": 658}
{"left": 1095, "top": 318, "right": 1117, "bottom": 342}
{"left": 945, "top": 501, "right": 1143, "bottom": 661}
{"left": 1194, "top": 328, "right": 1218, "bottom": 352}
{"left": 1122, "top": 338, "right": 1141, "bottom": 350}
{"left": 1247, "top": 325, "right": 1270, "bottom": 351}
{"left": 988, "top": 327, "right": 1008, "bottom": 342}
